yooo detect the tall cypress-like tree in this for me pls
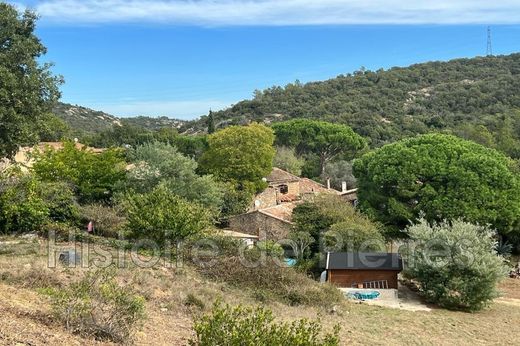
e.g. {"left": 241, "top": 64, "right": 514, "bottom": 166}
{"left": 207, "top": 110, "right": 216, "bottom": 134}
{"left": 0, "top": 4, "right": 62, "bottom": 158}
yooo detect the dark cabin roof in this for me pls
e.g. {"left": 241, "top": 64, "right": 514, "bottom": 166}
{"left": 326, "top": 252, "right": 403, "bottom": 271}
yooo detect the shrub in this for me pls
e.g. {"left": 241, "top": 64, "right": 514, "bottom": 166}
{"left": 122, "top": 184, "right": 212, "bottom": 245}
{"left": 124, "top": 142, "right": 223, "bottom": 213}
{"left": 39, "top": 221, "right": 79, "bottom": 241}
{"left": 39, "top": 181, "right": 79, "bottom": 223}
{"left": 185, "top": 293, "right": 206, "bottom": 310}
{"left": 190, "top": 302, "right": 340, "bottom": 346}
{"left": 44, "top": 268, "right": 145, "bottom": 343}
{"left": 197, "top": 256, "right": 343, "bottom": 308}
{"left": 0, "top": 175, "right": 49, "bottom": 233}
{"left": 79, "top": 204, "right": 126, "bottom": 238}
{"left": 32, "top": 141, "right": 126, "bottom": 203}
{"left": 404, "top": 218, "right": 508, "bottom": 311}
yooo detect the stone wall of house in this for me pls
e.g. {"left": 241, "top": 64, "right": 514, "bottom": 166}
{"left": 229, "top": 212, "right": 292, "bottom": 241}
{"left": 252, "top": 187, "right": 278, "bottom": 210}
{"left": 252, "top": 180, "right": 301, "bottom": 210}
{"left": 272, "top": 181, "right": 300, "bottom": 196}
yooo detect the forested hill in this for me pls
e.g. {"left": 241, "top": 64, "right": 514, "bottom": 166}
{"left": 53, "top": 102, "right": 186, "bottom": 135}
{"left": 182, "top": 53, "right": 520, "bottom": 157}
{"left": 53, "top": 102, "right": 122, "bottom": 135}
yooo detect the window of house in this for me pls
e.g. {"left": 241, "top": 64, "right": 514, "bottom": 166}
{"left": 279, "top": 184, "right": 289, "bottom": 194}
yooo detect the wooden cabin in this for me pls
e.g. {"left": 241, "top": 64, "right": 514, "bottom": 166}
{"left": 325, "top": 252, "right": 403, "bottom": 289}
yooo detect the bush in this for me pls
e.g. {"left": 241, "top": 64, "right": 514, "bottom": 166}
{"left": 197, "top": 256, "right": 343, "bottom": 308}
{"left": 0, "top": 175, "right": 49, "bottom": 233}
{"left": 190, "top": 302, "right": 340, "bottom": 346}
{"left": 404, "top": 218, "right": 508, "bottom": 311}
{"left": 44, "top": 268, "right": 145, "bottom": 343}
{"left": 32, "top": 141, "right": 126, "bottom": 203}
{"left": 79, "top": 204, "right": 126, "bottom": 238}
{"left": 185, "top": 293, "right": 206, "bottom": 310}
{"left": 39, "top": 181, "right": 79, "bottom": 223}
{"left": 122, "top": 184, "right": 212, "bottom": 246}
{"left": 124, "top": 142, "right": 223, "bottom": 213}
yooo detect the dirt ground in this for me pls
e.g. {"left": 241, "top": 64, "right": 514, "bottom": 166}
{"left": 340, "top": 285, "right": 432, "bottom": 311}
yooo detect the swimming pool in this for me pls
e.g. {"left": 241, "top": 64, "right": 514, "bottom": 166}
{"left": 346, "top": 291, "right": 381, "bottom": 300}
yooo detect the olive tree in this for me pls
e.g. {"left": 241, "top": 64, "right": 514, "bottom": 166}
{"left": 405, "top": 218, "right": 508, "bottom": 311}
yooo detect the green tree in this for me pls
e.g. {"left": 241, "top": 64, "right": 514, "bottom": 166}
{"left": 32, "top": 141, "right": 126, "bottom": 203}
{"left": 200, "top": 123, "right": 275, "bottom": 192}
{"left": 325, "top": 221, "right": 385, "bottom": 253}
{"left": 321, "top": 160, "right": 357, "bottom": 190}
{"left": 89, "top": 122, "right": 154, "bottom": 148}
{"left": 219, "top": 183, "right": 254, "bottom": 221}
{"left": 292, "top": 194, "right": 383, "bottom": 254}
{"left": 37, "top": 114, "right": 72, "bottom": 142}
{"left": 289, "top": 231, "right": 315, "bottom": 260}
{"left": 122, "top": 184, "right": 211, "bottom": 245}
{"left": 272, "top": 119, "right": 366, "bottom": 174}
{"left": 0, "top": 175, "right": 49, "bottom": 233}
{"left": 353, "top": 133, "right": 520, "bottom": 238}
{"left": 404, "top": 219, "right": 507, "bottom": 311}
{"left": 124, "top": 142, "right": 223, "bottom": 213}
{"left": 206, "top": 110, "right": 216, "bottom": 134}
{"left": 273, "top": 146, "right": 304, "bottom": 176}
{"left": 0, "top": 4, "right": 62, "bottom": 157}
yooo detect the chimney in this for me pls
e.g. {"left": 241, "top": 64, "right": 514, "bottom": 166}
{"left": 326, "top": 178, "right": 331, "bottom": 190}
{"left": 342, "top": 181, "right": 347, "bottom": 193}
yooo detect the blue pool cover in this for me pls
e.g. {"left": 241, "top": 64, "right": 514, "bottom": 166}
{"left": 347, "top": 291, "right": 380, "bottom": 300}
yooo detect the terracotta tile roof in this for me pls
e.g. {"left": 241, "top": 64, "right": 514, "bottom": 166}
{"left": 258, "top": 202, "right": 299, "bottom": 223}
{"left": 266, "top": 167, "right": 300, "bottom": 184}
{"left": 278, "top": 194, "right": 298, "bottom": 202}
{"left": 299, "top": 178, "right": 337, "bottom": 194}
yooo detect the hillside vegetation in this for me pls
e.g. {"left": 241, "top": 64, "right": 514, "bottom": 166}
{"left": 183, "top": 53, "right": 520, "bottom": 156}
{"left": 53, "top": 102, "right": 186, "bottom": 137}
{"left": 1, "top": 237, "right": 519, "bottom": 345}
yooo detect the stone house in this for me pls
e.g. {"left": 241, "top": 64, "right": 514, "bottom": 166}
{"left": 229, "top": 202, "right": 297, "bottom": 241}
{"left": 229, "top": 167, "right": 355, "bottom": 241}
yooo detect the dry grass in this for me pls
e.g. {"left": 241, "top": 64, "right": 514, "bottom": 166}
{"left": 0, "top": 236, "right": 519, "bottom": 345}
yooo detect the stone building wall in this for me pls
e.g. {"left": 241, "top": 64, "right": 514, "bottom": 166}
{"left": 229, "top": 212, "right": 292, "bottom": 241}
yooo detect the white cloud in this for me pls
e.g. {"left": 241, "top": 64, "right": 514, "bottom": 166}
{"left": 18, "top": 0, "right": 520, "bottom": 25}
{"left": 84, "top": 99, "right": 234, "bottom": 119}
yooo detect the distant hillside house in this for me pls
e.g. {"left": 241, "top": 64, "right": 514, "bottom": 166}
{"left": 326, "top": 252, "right": 403, "bottom": 289}
{"left": 229, "top": 167, "right": 356, "bottom": 241}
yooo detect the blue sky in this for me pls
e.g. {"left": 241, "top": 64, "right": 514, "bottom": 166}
{"left": 9, "top": 1, "right": 520, "bottom": 119}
